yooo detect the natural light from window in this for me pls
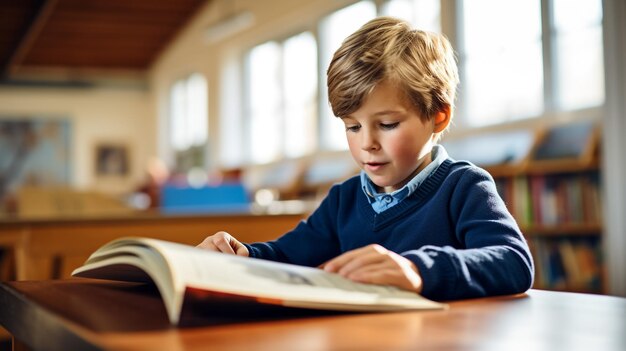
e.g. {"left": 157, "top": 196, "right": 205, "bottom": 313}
{"left": 169, "top": 73, "right": 208, "bottom": 152}
{"left": 248, "top": 42, "right": 281, "bottom": 164}
{"left": 381, "top": 0, "right": 441, "bottom": 33}
{"left": 553, "top": 0, "right": 604, "bottom": 110}
{"left": 462, "top": 0, "right": 543, "bottom": 126}
{"left": 283, "top": 32, "right": 318, "bottom": 158}
{"left": 247, "top": 32, "right": 318, "bottom": 164}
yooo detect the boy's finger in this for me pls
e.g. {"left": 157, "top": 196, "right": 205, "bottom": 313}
{"left": 235, "top": 244, "right": 249, "bottom": 256}
{"left": 337, "top": 252, "right": 384, "bottom": 277}
{"left": 323, "top": 247, "right": 374, "bottom": 273}
{"left": 197, "top": 237, "right": 218, "bottom": 250}
{"left": 322, "top": 250, "right": 358, "bottom": 272}
{"left": 214, "top": 236, "right": 237, "bottom": 255}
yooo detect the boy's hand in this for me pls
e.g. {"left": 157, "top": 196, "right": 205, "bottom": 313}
{"left": 197, "top": 231, "right": 249, "bottom": 256}
{"left": 321, "top": 244, "right": 423, "bottom": 293}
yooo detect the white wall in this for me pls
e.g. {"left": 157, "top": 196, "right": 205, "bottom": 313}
{"left": 0, "top": 86, "right": 154, "bottom": 195}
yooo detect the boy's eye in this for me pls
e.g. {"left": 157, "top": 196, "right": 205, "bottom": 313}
{"left": 380, "top": 122, "right": 399, "bottom": 130}
{"left": 345, "top": 125, "right": 361, "bottom": 132}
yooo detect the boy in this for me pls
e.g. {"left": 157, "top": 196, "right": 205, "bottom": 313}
{"left": 198, "top": 17, "right": 534, "bottom": 300}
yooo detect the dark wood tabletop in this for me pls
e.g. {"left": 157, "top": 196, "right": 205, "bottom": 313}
{"left": 1, "top": 279, "right": 625, "bottom": 351}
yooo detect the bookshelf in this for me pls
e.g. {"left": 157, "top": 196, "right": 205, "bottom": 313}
{"left": 445, "top": 121, "right": 605, "bottom": 294}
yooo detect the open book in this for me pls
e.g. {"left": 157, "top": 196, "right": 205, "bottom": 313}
{"left": 72, "top": 237, "right": 445, "bottom": 324}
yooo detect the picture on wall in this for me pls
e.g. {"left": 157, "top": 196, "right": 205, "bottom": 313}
{"left": 0, "top": 117, "right": 72, "bottom": 203}
{"left": 94, "top": 143, "right": 130, "bottom": 177}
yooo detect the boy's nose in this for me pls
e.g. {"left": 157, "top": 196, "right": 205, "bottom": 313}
{"left": 360, "top": 131, "right": 379, "bottom": 150}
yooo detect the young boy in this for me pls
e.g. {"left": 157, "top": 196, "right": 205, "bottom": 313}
{"left": 198, "top": 17, "right": 534, "bottom": 300}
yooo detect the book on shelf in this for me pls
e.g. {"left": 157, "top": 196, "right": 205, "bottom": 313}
{"left": 559, "top": 240, "right": 583, "bottom": 286}
{"left": 72, "top": 237, "right": 445, "bottom": 325}
{"left": 532, "top": 237, "right": 602, "bottom": 292}
{"left": 497, "top": 171, "right": 602, "bottom": 229}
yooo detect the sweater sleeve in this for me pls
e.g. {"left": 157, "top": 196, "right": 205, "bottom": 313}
{"left": 245, "top": 184, "right": 343, "bottom": 266}
{"left": 403, "top": 167, "right": 535, "bottom": 300}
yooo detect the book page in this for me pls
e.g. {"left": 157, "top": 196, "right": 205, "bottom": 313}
{"left": 149, "top": 240, "right": 443, "bottom": 310}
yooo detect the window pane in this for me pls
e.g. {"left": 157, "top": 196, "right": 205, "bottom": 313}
{"left": 381, "top": 0, "right": 441, "bottom": 33}
{"left": 170, "top": 81, "right": 187, "bottom": 151}
{"left": 319, "top": 1, "right": 376, "bottom": 150}
{"left": 168, "top": 74, "right": 208, "bottom": 171}
{"left": 462, "top": 0, "right": 543, "bottom": 125}
{"left": 247, "top": 42, "right": 282, "bottom": 164}
{"left": 553, "top": 0, "right": 604, "bottom": 110}
{"left": 186, "top": 73, "right": 208, "bottom": 147}
{"left": 218, "top": 59, "right": 244, "bottom": 167}
{"left": 283, "top": 32, "right": 318, "bottom": 158}
{"left": 464, "top": 42, "right": 544, "bottom": 125}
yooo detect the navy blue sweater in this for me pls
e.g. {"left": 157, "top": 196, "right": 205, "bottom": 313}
{"left": 246, "top": 159, "right": 534, "bottom": 300}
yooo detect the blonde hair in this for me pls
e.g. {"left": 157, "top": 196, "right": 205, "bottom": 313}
{"left": 327, "top": 17, "right": 459, "bottom": 122}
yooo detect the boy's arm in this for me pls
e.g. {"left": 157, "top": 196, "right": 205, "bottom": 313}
{"left": 403, "top": 168, "right": 535, "bottom": 300}
{"left": 245, "top": 184, "right": 344, "bottom": 265}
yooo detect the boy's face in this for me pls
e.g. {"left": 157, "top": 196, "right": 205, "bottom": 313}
{"left": 341, "top": 80, "right": 437, "bottom": 193}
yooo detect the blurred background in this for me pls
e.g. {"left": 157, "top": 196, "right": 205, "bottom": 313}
{"left": 0, "top": 0, "right": 625, "bottom": 304}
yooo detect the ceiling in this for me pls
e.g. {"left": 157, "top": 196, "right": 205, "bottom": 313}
{"left": 0, "top": 0, "right": 208, "bottom": 84}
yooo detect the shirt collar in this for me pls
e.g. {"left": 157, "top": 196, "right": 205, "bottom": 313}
{"left": 360, "top": 145, "right": 448, "bottom": 202}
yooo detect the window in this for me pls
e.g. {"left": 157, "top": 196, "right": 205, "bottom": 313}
{"left": 460, "top": 0, "right": 604, "bottom": 126}
{"left": 461, "top": 0, "right": 544, "bottom": 125}
{"left": 247, "top": 41, "right": 281, "bottom": 164}
{"left": 381, "top": 0, "right": 441, "bottom": 33}
{"left": 283, "top": 32, "right": 319, "bottom": 158}
{"left": 318, "top": 1, "right": 377, "bottom": 151}
{"left": 168, "top": 73, "right": 208, "bottom": 171}
{"left": 246, "top": 32, "right": 318, "bottom": 164}
{"left": 552, "top": 0, "right": 604, "bottom": 110}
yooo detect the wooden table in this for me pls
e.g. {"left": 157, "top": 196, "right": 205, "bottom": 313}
{"left": 1, "top": 279, "right": 625, "bottom": 351}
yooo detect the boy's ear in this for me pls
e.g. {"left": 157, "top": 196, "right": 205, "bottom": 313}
{"left": 433, "top": 105, "right": 451, "bottom": 133}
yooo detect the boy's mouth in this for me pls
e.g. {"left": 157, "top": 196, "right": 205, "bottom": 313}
{"left": 364, "top": 162, "right": 387, "bottom": 171}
